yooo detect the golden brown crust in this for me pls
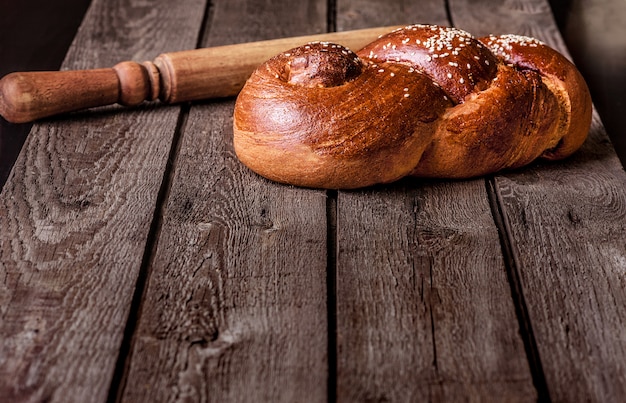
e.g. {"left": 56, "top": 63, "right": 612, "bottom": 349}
{"left": 478, "top": 34, "right": 592, "bottom": 160}
{"left": 233, "top": 24, "right": 593, "bottom": 189}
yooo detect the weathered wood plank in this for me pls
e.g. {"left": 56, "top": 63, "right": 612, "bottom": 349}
{"left": 336, "top": 181, "right": 537, "bottom": 402}
{"left": 118, "top": 1, "right": 330, "bottom": 401}
{"left": 0, "top": 0, "right": 207, "bottom": 401}
{"left": 492, "top": 115, "right": 626, "bottom": 402}
{"left": 334, "top": 1, "right": 536, "bottom": 401}
{"left": 452, "top": 0, "right": 626, "bottom": 400}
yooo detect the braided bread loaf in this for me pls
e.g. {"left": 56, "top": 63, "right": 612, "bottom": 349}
{"left": 233, "top": 24, "right": 592, "bottom": 189}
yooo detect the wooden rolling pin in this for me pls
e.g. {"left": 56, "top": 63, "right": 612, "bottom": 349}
{"left": 0, "top": 26, "right": 399, "bottom": 124}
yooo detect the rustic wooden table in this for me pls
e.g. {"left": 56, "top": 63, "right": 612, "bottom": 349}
{"left": 1, "top": 0, "right": 625, "bottom": 402}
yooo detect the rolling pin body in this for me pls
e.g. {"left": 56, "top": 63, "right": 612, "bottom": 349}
{"left": 0, "top": 26, "right": 398, "bottom": 123}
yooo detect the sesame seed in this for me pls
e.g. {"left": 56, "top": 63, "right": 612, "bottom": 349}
{"left": 403, "top": 87, "right": 409, "bottom": 91}
{"left": 415, "top": 25, "right": 475, "bottom": 59}
{"left": 390, "top": 72, "right": 395, "bottom": 77}
{"left": 404, "top": 93, "right": 410, "bottom": 98}
{"left": 284, "top": 53, "right": 291, "bottom": 56}
{"left": 447, "top": 73, "right": 452, "bottom": 79}
{"left": 378, "top": 68, "right": 385, "bottom": 73}
{"left": 459, "top": 77, "right": 464, "bottom": 83}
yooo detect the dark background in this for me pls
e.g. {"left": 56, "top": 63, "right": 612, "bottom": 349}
{"left": 0, "top": 0, "right": 92, "bottom": 189}
{"left": 1, "top": 0, "right": 624, "bottom": 191}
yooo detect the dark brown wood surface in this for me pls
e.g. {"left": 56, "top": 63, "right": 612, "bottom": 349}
{"left": 1, "top": 0, "right": 626, "bottom": 402}
{"left": 117, "top": 1, "right": 331, "bottom": 402}
{"left": 0, "top": 0, "right": 207, "bottom": 401}
{"left": 335, "top": 182, "right": 537, "bottom": 402}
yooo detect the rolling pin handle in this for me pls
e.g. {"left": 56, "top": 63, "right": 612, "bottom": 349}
{"left": 112, "top": 61, "right": 158, "bottom": 106}
{"left": 0, "top": 61, "right": 160, "bottom": 124}
{"left": 0, "top": 25, "right": 401, "bottom": 123}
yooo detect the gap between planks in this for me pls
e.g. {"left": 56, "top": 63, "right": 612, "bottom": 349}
{"left": 444, "top": 0, "right": 455, "bottom": 26}
{"left": 485, "top": 177, "right": 551, "bottom": 402}
{"left": 106, "top": 104, "right": 192, "bottom": 403}
{"left": 326, "top": 189, "right": 338, "bottom": 403}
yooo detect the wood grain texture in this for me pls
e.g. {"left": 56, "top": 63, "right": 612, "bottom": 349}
{"left": 336, "top": 181, "right": 536, "bottom": 402}
{"left": 492, "top": 115, "right": 626, "bottom": 402}
{"left": 334, "top": 1, "right": 536, "bottom": 401}
{"left": 118, "top": 1, "right": 331, "bottom": 401}
{"left": 452, "top": 0, "right": 626, "bottom": 400}
{"left": 0, "top": 0, "right": 207, "bottom": 401}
